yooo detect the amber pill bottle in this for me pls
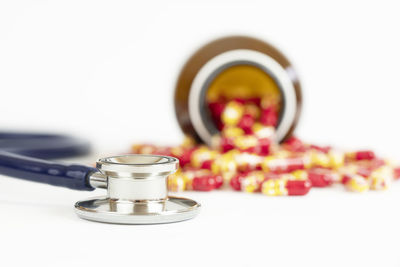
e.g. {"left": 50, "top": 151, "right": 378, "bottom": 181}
{"left": 174, "top": 36, "right": 302, "bottom": 145}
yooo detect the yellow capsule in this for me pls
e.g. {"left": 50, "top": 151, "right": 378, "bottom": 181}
{"left": 252, "top": 123, "right": 275, "bottom": 139}
{"left": 244, "top": 104, "right": 260, "bottom": 119}
{"left": 261, "top": 156, "right": 276, "bottom": 172}
{"left": 233, "top": 135, "right": 258, "bottom": 150}
{"left": 291, "top": 170, "right": 308, "bottom": 180}
{"left": 171, "top": 146, "right": 183, "bottom": 157}
{"left": 273, "top": 149, "right": 291, "bottom": 159}
{"left": 191, "top": 146, "right": 218, "bottom": 168}
{"left": 308, "top": 151, "right": 331, "bottom": 168}
{"left": 221, "top": 171, "right": 236, "bottom": 184}
{"left": 234, "top": 152, "right": 263, "bottom": 171}
{"left": 328, "top": 150, "right": 345, "bottom": 169}
{"left": 211, "top": 151, "right": 237, "bottom": 174}
{"left": 168, "top": 172, "right": 186, "bottom": 192}
{"left": 338, "top": 164, "right": 358, "bottom": 176}
{"left": 261, "top": 179, "right": 287, "bottom": 196}
{"left": 261, "top": 94, "right": 280, "bottom": 109}
{"left": 346, "top": 175, "right": 369, "bottom": 192}
{"left": 181, "top": 135, "right": 196, "bottom": 148}
{"left": 369, "top": 166, "right": 392, "bottom": 190}
{"left": 221, "top": 101, "right": 244, "bottom": 126}
{"left": 210, "top": 135, "right": 222, "bottom": 150}
{"left": 222, "top": 127, "right": 245, "bottom": 138}
{"left": 241, "top": 172, "right": 265, "bottom": 193}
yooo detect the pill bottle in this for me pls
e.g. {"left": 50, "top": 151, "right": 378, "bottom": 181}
{"left": 174, "top": 36, "right": 302, "bottom": 145}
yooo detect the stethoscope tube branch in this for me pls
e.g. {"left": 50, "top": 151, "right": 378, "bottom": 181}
{"left": 0, "top": 132, "right": 96, "bottom": 191}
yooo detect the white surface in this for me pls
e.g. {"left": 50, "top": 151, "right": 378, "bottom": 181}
{"left": 1, "top": 0, "right": 400, "bottom": 266}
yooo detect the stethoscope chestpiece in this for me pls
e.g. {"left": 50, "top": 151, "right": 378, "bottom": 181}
{"left": 74, "top": 155, "right": 201, "bottom": 224}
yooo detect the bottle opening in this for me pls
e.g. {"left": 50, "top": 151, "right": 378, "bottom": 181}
{"left": 200, "top": 63, "right": 284, "bottom": 139}
{"left": 174, "top": 36, "right": 302, "bottom": 145}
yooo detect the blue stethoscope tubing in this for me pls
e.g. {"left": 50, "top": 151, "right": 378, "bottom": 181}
{"left": 0, "top": 132, "right": 96, "bottom": 191}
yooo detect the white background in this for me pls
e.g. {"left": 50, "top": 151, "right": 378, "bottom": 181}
{"left": 1, "top": 1, "right": 400, "bottom": 266}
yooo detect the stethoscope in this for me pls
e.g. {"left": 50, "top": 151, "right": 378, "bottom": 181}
{"left": 0, "top": 132, "right": 200, "bottom": 224}
{"left": 1, "top": 36, "right": 301, "bottom": 225}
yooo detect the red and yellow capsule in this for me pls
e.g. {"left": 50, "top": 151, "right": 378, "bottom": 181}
{"left": 307, "top": 168, "right": 336, "bottom": 187}
{"left": 262, "top": 156, "right": 306, "bottom": 173}
{"left": 345, "top": 150, "right": 376, "bottom": 161}
{"left": 261, "top": 177, "right": 311, "bottom": 196}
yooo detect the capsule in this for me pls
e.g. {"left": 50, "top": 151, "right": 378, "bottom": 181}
{"left": 262, "top": 156, "right": 306, "bottom": 173}
{"left": 230, "top": 173, "right": 246, "bottom": 191}
{"left": 190, "top": 147, "right": 218, "bottom": 168}
{"left": 369, "top": 166, "right": 392, "bottom": 190}
{"left": 286, "top": 180, "right": 312, "bottom": 196}
{"left": 238, "top": 113, "right": 256, "bottom": 134}
{"left": 219, "top": 137, "right": 236, "bottom": 152}
{"left": 346, "top": 150, "right": 376, "bottom": 161}
{"left": 233, "top": 135, "right": 258, "bottom": 152}
{"left": 261, "top": 178, "right": 311, "bottom": 196}
{"left": 254, "top": 137, "right": 272, "bottom": 156}
{"left": 240, "top": 171, "right": 266, "bottom": 193}
{"left": 342, "top": 173, "right": 369, "bottom": 192}
{"left": 394, "top": 167, "right": 400, "bottom": 180}
{"left": 191, "top": 172, "right": 224, "bottom": 191}
{"left": 327, "top": 150, "right": 345, "bottom": 169}
{"left": 234, "top": 152, "right": 263, "bottom": 172}
{"left": 168, "top": 172, "right": 187, "bottom": 192}
{"left": 260, "top": 107, "right": 278, "bottom": 127}
{"left": 307, "top": 168, "right": 336, "bottom": 187}
{"left": 309, "top": 145, "right": 331, "bottom": 154}
{"left": 252, "top": 123, "right": 275, "bottom": 139}
{"left": 243, "top": 103, "right": 261, "bottom": 120}
{"left": 171, "top": 146, "right": 195, "bottom": 167}
{"left": 221, "top": 101, "right": 245, "bottom": 126}
{"left": 211, "top": 150, "right": 238, "bottom": 174}
{"left": 307, "top": 150, "right": 331, "bottom": 168}
{"left": 208, "top": 101, "right": 226, "bottom": 119}
{"left": 282, "top": 136, "right": 306, "bottom": 153}
{"left": 182, "top": 169, "right": 221, "bottom": 191}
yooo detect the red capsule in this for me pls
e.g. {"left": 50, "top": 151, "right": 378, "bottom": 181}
{"left": 208, "top": 101, "right": 226, "bottom": 118}
{"left": 230, "top": 173, "right": 246, "bottom": 191}
{"left": 264, "top": 157, "right": 306, "bottom": 174}
{"left": 346, "top": 150, "right": 376, "bottom": 161}
{"left": 356, "top": 167, "right": 372, "bottom": 178}
{"left": 283, "top": 136, "right": 306, "bottom": 152}
{"left": 232, "top": 98, "right": 247, "bottom": 105}
{"left": 394, "top": 167, "right": 400, "bottom": 180}
{"left": 214, "top": 174, "right": 224, "bottom": 189}
{"left": 286, "top": 180, "right": 312, "bottom": 196}
{"left": 208, "top": 101, "right": 226, "bottom": 130}
{"left": 310, "top": 145, "right": 331, "bottom": 154}
{"left": 192, "top": 175, "right": 217, "bottom": 191}
{"left": 238, "top": 114, "right": 255, "bottom": 134}
{"left": 220, "top": 137, "right": 235, "bottom": 152}
{"left": 254, "top": 137, "right": 271, "bottom": 156}
{"left": 341, "top": 175, "right": 348, "bottom": 185}
{"left": 355, "top": 150, "right": 376, "bottom": 161}
{"left": 245, "top": 97, "right": 262, "bottom": 106}
{"left": 200, "top": 159, "right": 213, "bottom": 170}
{"left": 171, "top": 147, "right": 194, "bottom": 167}
{"left": 260, "top": 108, "right": 278, "bottom": 127}
{"left": 307, "top": 168, "right": 334, "bottom": 187}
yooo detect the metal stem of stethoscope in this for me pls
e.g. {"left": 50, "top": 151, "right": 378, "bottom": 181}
{"left": 75, "top": 155, "right": 200, "bottom": 224}
{"left": 0, "top": 133, "right": 200, "bottom": 224}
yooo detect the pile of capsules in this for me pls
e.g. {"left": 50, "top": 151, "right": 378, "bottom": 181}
{"left": 132, "top": 96, "right": 400, "bottom": 196}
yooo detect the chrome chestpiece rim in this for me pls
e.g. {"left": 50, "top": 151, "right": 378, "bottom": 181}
{"left": 74, "top": 155, "right": 201, "bottom": 224}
